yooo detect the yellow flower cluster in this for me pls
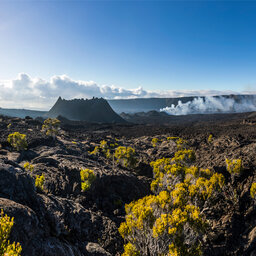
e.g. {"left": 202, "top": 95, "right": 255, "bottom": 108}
{"left": 80, "top": 168, "right": 96, "bottom": 192}
{"left": 41, "top": 118, "right": 60, "bottom": 138}
{"left": 35, "top": 174, "right": 45, "bottom": 192}
{"left": 150, "top": 158, "right": 185, "bottom": 193}
{"left": 114, "top": 146, "right": 137, "bottom": 169}
{"left": 188, "top": 173, "right": 225, "bottom": 201}
{"left": 100, "top": 140, "right": 113, "bottom": 159}
{"left": 250, "top": 183, "right": 256, "bottom": 199}
{"left": 225, "top": 158, "right": 242, "bottom": 175}
{"left": 0, "top": 209, "right": 22, "bottom": 256}
{"left": 23, "top": 162, "right": 34, "bottom": 172}
{"left": 99, "top": 140, "right": 107, "bottom": 152}
{"left": 152, "top": 205, "right": 204, "bottom": 238}
{"left": 7, "top": 132, "right": 27, "bottom": 152}
{"left": 151, "top": 138, "right": 159, "bottom": 147}
{"left": 122, "top": 242, "right": 140, "bottom": 256}
{"left": 167, "top": 137, "right": 179, "bottom": 141}
{"left": 207, "top": 134, "right": 213, "bottom": 143}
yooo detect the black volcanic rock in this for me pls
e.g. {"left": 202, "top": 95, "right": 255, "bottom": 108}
{"left": 1, "top": 113, "right": 256, "bottom": 255}
{"left": 47, "top": 97, "right": 126, "bottom": 123}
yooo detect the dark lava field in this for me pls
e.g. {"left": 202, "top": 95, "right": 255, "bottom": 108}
{"left": 0, "top": 112, "right": 256, "bottom": 256}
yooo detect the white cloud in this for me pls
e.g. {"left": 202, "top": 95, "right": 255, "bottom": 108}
{"left": 0, "top": 73, "right": 255, "bottom": 110}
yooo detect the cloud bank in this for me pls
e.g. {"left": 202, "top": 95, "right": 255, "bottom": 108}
{"left": 0, "top": 73, "right": 255, "bottom": 110}
{"left": 161, "top": 96, "right": 256, "bottom": 115}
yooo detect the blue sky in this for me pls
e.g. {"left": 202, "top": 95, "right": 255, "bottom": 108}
{"left": 0, "top": 0, "right": 256, "bottom": 108}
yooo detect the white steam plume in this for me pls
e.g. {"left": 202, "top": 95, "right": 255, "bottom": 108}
{"left": 160, "top": 96, "right": 256, "bottom": 115}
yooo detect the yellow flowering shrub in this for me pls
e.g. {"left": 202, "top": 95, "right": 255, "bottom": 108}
{"left": 7, "top": 132, "right": 27, "bottom": 151}
{"left": 151, "top": 138, "right": 159, "bottom": 147}
{"left": 119, "top": 191, "right": 205, "bottom": 255}
{"left": 120, "top": 137, "right": 225, "bottom": 255}
{"left": 23, "top": 162, "right": 34, "bottom": 172}
{"left": 114, "top": 146, "right": 137, "bottom": 169}
{"left": 35, "top": 174, "right": 45, "bottom": 192}
{"left": 100, "top": 140, "right": 108, "bottom": 153}
{"left": 0, "top": 210, "right": 22, "bottom": 256}
{"left": 80, "top": 169, "right": 96, "bottom": 192}
{"left": 41, "top": 118, "right": 60, "bottom": 138}
{"left": 250, "top": 183, "right": 256, "bottom": 199}
{"left": 167, "top": 137, "right": 179, "bottom": 141}
{"left": 89, "top": 139, "right": 119, "bottom": 159}
{"left": 225, "top": 158, "right": 242, "bottom": 175}
{"left": 207, "top": 134, "right": 213, "bottom": 143}
{"left": 89, "top": 146, "right": 100, "bottom": 156}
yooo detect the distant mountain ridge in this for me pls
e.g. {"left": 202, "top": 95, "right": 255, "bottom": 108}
{"left": 0, "top": 107, "right": 46, "bottom": 119}
{"left": 108, "top": 94, "right": 256, "bottom": 113}
{"left": 1, "top": 94, "right": 256, "bottom": 119}
{"left": 47, "top": 97, "right": 126, "bottom": 123}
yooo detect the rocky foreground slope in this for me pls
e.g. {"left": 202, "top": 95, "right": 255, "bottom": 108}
{"left": 0, "top": 113, "right": 256, "bottom": 255}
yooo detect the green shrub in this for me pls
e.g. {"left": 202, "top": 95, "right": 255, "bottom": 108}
{"left": 114, "top": 146, "right": 137, "bottom": 169}
{"left": 42, "top": 118, "right": 60, "bottom": 138}
{"left": 0, "top": 209, "right": 22, "bottom": 256}
{"left": 7, "top": 132, "right": 27, "bottom": 151}
{"left": 80, "top": 169, "right": 96, "bottom": 192}
{"left": 23, "top": 162, "right": 34, "bottom": 172}
{"left": 35, "top": 174, "right": 45, "bottom": 192}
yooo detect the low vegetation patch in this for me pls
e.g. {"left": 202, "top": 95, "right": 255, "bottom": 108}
{"left": 0, "top": 209, "right": 22, "bottom": 256}
{"left": 35, "top": 174, "right": 45, "bottom": 192}
{"left": 42, "top": 118, "right": 60, "bottom": 138}
{"left": 80, "top": 168, "right": 96, "bottom": 192}
{"left": 7, "top": 132, "right": 28, "bottom": 151}
{"left": 23, "top": 162, "right": 34, "bottom": 172}
{"left": 114, "top": 146, "right": 137, "bottom": 169}
{"left": 225, "top": 158, "right": 242, "bottom": 175}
